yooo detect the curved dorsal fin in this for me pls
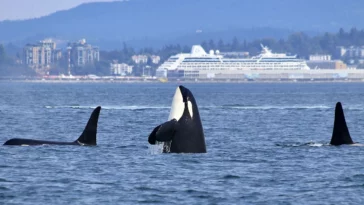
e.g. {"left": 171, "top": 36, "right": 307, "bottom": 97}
{"left": 330, "top": 102, "right": 354, "bottom": 145}
{"left": 76, "top": 106, "right": 101, "bottom": 145}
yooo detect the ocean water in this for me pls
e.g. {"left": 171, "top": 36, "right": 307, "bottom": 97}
{"left": 1, "top": 82, "right": 364, "bottom": 204}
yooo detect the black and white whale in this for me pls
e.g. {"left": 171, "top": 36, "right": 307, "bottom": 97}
{"left": 148, "top": 85, "right": 206, "bottom": 153}
{"left": 330, "top": 102, "right": 358, "bottom": 146}
{"left": 3, "top": 106, "right": 101, "bottom": 146}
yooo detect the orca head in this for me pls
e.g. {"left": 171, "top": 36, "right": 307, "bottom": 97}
{"left": 168, "top": 85, "right": 196, "bottom": 121}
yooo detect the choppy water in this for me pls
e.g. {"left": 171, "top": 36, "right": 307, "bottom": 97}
{"left": 1, "top": 82, "right": 364, "bottom": 204}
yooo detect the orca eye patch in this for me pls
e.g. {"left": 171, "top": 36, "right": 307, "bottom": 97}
{"left": 187, "top": 101, "right": 193, "bottom": 118}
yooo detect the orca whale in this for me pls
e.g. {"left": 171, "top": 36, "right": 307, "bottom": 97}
{"left": 3, "top": 106, "right": 101, "bottom": 146}
{"left": 330, "top": 102, "right": 355, "bottom": 146}
{"left": 148, "top": 85, "right": 206, "bottom": 153}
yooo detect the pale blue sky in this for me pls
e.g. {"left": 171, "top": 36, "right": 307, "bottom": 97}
{"left": 0, "top": 0, "right": 118, "bottom": 21}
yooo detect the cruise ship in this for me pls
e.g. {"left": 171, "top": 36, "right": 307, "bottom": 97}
{"left": 156, "top": 45, "right": 310, "bottom": 79}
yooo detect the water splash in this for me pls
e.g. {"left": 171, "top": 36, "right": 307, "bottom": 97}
{"left": 148, "top": 143, "right": 164, "bottom": 154}
{"left": 148, "top": 141, "right": 172, "bottom": 154}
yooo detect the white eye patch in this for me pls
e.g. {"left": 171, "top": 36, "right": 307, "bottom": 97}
{"left": 168, "top": 87, "right": 194, "bottom": 120}
{"left": 187, "top": 101, "right": 193, "bottom": 118}
{"left": 168, "top": 87, "right": 184, "bottom": 121}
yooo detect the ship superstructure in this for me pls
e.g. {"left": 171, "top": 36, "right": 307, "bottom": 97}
{"left": 156, "top": 45, "right": 310, "bottom": 79}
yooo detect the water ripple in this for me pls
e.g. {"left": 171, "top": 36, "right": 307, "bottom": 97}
{"left": 1, "top": 82, "right": 364, "bottom": 204}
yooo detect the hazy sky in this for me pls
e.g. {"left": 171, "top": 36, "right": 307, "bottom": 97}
{"left": 0, "top": 0, "right": 118, "bottom": 21}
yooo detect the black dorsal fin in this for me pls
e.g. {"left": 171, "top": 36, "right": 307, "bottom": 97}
{"left": 330, "top": 102, "right": 354, "bottom": 145}
{"left": 76, "top": 106, "right": 101, "bottom": 145}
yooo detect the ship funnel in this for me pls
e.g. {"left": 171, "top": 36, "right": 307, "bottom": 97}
{"left": 191, "top": 45, "right": 207, "bottom": 56}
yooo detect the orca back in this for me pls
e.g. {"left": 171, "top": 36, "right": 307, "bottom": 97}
{"left": 3, "top": 106, "right": 101, "bottom": 146}
{"left": 3, "top": 138, "right": 75, "bottom": 146}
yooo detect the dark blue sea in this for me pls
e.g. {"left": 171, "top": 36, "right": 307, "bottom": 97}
{"left": 1, "top": 82, "right": 364, "bottom": 204}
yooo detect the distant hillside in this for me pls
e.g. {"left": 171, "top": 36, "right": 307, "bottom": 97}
{"left": 0, "top": 0, "right": 362, "bottom": 49}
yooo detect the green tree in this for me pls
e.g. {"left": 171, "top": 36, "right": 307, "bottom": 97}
{"left": 217, "top": 39, "right": 225, "bottom": 51}
{"left": 95, "top": 61, "right": 110, "bottom": 75}
{"left": 182, "top": 45, "right": 190, "bottom": 53}
{"left": 231, "top": 37, "right": 239, "bottom": 51}
{"left": 201, "top": 41, "right": 208, "bottom": 50}
{"left": 286, "top": 32, "right": 311, "bottom": 57}
{"left": 242, "top": 39, "right": 247, "bottom": 50}
{"left": 0, "top": 44, "right": 6, "bottom": 64}
{"left": 208, "top": 39, "right": 215, "bottom": 51}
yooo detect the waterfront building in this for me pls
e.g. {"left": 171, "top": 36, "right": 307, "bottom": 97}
{"left": 132, "top": 55, "right": 148, "bottom": 64}
{"left": 23, "top": 39, "right": 58, "bottom": 72}
{"left": 150, "top": 55, "right": 161, "bottom": 64}
{"left": 307, "top": 60, "right": 347, "bottom": 70}
{"left": 68, "top": 39, "right": 100, "bottom": 67}
{"left": 309, "top": 55, "right": 331, "bottom": 61}
{"left": 110, "top": 62, "right": 133, "bottom": 75}
{"left": 307, "top": 54, "right": 347, "bottom": 70}
{"left": 337, "top": 46, "right": 364, "bottom": 58}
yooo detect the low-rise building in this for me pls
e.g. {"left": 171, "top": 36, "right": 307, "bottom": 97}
{"left": 307, "top": 60, "right": 347, "bottom": 70}
{"left": 132, "top": 55, "right": 148, "bottom": 64}
{"left": 337, "top": 46, "right": 364, "bottom": 58}
{"left": 150, "top": 55, "right": 161, "bottom": 64}
{"left": 110, "top": 62, "right": 133, "bottom": 76}
{"left": 307, "top": 53, "right": 347, "bottom": 69}
{"left": 309, "top": 55, "right": 331, "bottom": 61}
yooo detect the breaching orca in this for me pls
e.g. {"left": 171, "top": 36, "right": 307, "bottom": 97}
{"left": 330, "top": 102, "right": 355, "bottom": 145}
{"left": 148, "top": 85, "right": 206, "bottom": 153}
{"left": 3, "top": 106, "right": 101, "bottom": 146}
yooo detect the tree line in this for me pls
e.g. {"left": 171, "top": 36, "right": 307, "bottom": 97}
{"left": 200, "top": 27, "right": 364, "bottom": 59}
{"left": 100, "top": 27, "right": 364, "bottom": 64}
{"left": 1, "top": 27, "right": 364, "bottom": 76}
{"left": 0, "top": 44, "right": 35, "bottom": 76}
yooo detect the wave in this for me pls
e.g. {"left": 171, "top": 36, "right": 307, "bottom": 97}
{"left": 276, "top": 142, "right": 327, "bottom": 147}
{"left": 221, "top": 105, "right": 331, "bottom": 110}
{"left": 45, "top": 104, "right": 364, "bottom": 111}
{"left": 45, "top": 105, "right": 169, "bottom": 110}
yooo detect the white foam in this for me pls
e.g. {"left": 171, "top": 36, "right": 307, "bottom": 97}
{"left": 350, "top": 144, "right": 364, "bottom": 146}
{"left": 308, "top": 143, "right": 324, "bottom": 147}
{"left": 148, "top": 143, "right": 164, "bottom": 154}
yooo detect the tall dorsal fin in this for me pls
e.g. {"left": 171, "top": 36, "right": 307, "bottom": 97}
{"left": 330, "top": 102, "right": 354, "bottom": 145}
{"left": 76, "top": 106, "right": 101, "bottom": 145}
